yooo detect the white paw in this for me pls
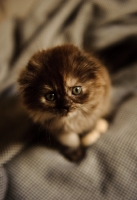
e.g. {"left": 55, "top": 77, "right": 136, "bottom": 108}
{"left": 81, "top": 130, "right": 100, "bottom": 147}
{"left": 81, "top": 119, "right": 109, "bottom": 147}
{"left": 58, "top": 132, "right": 80, "bottom": 148}
{"left": 96, "top": 119, "right": 108, "bottom": 134}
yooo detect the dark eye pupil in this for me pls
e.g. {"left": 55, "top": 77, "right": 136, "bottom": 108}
{"left": 72, "top": 86, "right": 82, "bottom": 95}
{"left": 46, "top": 93, "right": 55, "bottom": 101}
{"left": 75, "top": 88, "right": 79, "bottom": 93}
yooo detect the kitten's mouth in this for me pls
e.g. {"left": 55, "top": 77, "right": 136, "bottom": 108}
{"left": 52, "top": 107, "right": 74, "bottom": 117}
{"left": 60, "top": 106, "right": 74, "bottom": 116}
{"left": 60, "top": 109, "right": 70, "bottom": 116}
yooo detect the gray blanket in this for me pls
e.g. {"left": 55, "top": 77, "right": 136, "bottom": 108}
{"left": 0, "top": 0, "right": 137, "bottom": 199}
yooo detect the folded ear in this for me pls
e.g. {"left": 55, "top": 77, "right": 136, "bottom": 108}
{"left": 27, "top": 53, "right": 43, "bottom": 73}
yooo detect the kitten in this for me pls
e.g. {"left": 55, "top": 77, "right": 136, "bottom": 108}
{"left": 18, "top": 44, "right": 111, "bottom": 162}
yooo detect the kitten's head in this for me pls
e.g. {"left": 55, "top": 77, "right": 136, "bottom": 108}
{"left": 18, "top": 44, "right": 109, "bottom": 123}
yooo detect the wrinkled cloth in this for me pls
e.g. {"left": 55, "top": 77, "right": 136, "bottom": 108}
{"left": 0, "top": 0, "right": 137, "bottom": 199}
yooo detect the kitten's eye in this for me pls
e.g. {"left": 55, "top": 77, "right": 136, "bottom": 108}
{"left": 45, "top": 93, "right": 56, "bottom": 101}
{"left": 72, "top": 86, "right": 82, "bottom": 95}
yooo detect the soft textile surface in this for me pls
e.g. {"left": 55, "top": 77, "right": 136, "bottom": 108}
{"left": 0, "top": 167, "right": 7, "bottom": 200}
{"left": 0, "top": 0, "right": 137, "bottom": 199}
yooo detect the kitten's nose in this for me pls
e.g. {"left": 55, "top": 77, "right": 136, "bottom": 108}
{"left": 61, "top": 98, "right": 71, "bottom": 113}
{"left": 62, "top": 101, "right": 71, "bottom": 113}
{"left": 62, "top": 105, "right": 70, "bottom": 112}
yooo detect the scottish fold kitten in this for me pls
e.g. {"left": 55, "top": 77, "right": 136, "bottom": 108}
{"left": 18, "top": 44, "right": 110, "bottom": 161}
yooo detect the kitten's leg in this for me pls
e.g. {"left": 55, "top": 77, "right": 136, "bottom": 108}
{"left": 58, "top": 133, "right": 86, "bottom": 162}
{"left": 81, "top": 130, "right": 100, "bottom": 147}
{"left": 58, "top": 132, "right": 80, "bottom": 148}
{"left": 81, "top": 118, "right": 108, "bottom": 147}
{"left": 96, "top": 118, "right": 109, "bottom": 134}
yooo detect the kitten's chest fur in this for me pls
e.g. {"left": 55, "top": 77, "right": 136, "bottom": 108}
{"left": 46, "top": 111, "right": 90, "bottom": 135}
{"left": 63, "top": 111, "right": 89, "bottom": 134}
{"left": 44, "top": 105, "right": 102, "bottom": 136}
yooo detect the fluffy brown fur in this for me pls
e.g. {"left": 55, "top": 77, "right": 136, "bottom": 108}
{"left": 18, "top": 44, "right": 111, "bottom": 161}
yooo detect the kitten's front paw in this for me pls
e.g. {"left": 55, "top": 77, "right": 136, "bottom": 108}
{"left": 61, "top": 146, "right": 86, "bottom": 163}
{"left": 96, "top": 118, "right": 108, "bottom": 133}
{"left": 81, "top": 130, "right": 100, "bottom": 146}
{"left": 81, "top": 119, "right": 109, "bottom": 147}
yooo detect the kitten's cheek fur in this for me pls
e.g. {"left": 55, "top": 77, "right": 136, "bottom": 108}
{"left": 58, "top": 132, "right": 80, "bottom": 148}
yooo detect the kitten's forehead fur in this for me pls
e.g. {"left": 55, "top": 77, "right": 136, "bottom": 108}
{"left": 29, "top": 44, "right": 100, "bottom": 86}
